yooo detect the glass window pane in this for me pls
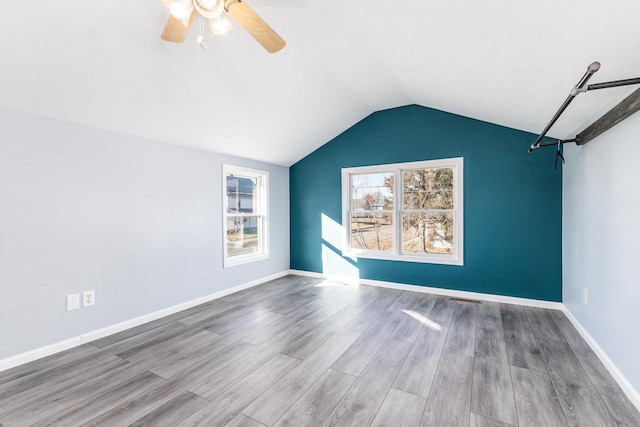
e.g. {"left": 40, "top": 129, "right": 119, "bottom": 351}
{"left": 226, "top": 174, "right": 258, "bottom": 214}
{"left": 351, "top": 172, "right": 394, "bottom": 211}
{"left": 350, "top": 212, "right": 393, "bottom": 251}
{"left": 402, "top": 168, "right": 454, "bottom": 210}
{"left": 402, "top": 212, "right": 454, "bottom": 254}
{"left": 227, "top": 215, "right": 260, "bottom": 257}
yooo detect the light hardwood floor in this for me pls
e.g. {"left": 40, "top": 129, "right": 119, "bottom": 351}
{"left": 1, "top": 275, "right": 639, "bottom": 426}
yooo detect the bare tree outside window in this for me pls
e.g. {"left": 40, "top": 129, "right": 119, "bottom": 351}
{"left": 343, "top": 158, "right": 462, "bottom": 265}
{"left": 400, "top": 168, "right": 454, "bottom": 254}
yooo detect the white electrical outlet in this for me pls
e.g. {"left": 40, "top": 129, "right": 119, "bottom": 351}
{"left": 322, "top": 251, "right": 328, "bottom": 262}
{"left": 82, "top": 290, "right": 95, "bottom": 307}
{"left": 582, "top": 288, "right": 588, "bottom": 305}
{"left": 66, "top": 294, "right": 80, "bottom": 312}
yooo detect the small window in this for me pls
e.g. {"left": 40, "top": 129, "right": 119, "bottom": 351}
{"left": 342, "top": 158, "right": 463, "bottom": 265}
{"left": 223, "top": 165, "right": 269, "bottom": 268}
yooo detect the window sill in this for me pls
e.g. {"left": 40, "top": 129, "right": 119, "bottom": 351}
{"left": 343, "top": 251, "right": 463, "bottom": 266}
{"left": 223, "top": 253, "right": 270, "bottom": 269}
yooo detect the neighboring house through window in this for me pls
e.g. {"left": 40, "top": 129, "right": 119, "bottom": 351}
{"left": 223, "top": 165, "right": 269, "bottom": 268}
{"left": 342, "top": 157, "right": 463, "bottom": 265}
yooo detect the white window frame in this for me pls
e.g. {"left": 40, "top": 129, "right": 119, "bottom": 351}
{"left": 223, "top": 164, "right": 270, "bottom": 268}
{"left": 341, "top": 157, "right": 463, "bottom": 266}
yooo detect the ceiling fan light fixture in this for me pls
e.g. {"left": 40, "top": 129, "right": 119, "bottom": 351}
{"left": 192, "top": 0, "right": 224, "bottom": 18}
{"left": 162, "top": 0, "right": 194, "bottom": 25}
{"left": 160, "top": 0, "right": 285, "bottom": 52}
{"left": 209, "top": 13, "right": 234, "bottom": 35}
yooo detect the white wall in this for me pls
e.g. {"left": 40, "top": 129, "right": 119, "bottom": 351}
{"left": 0, "top": 109, "right": 290, "bottom": 360}
{"left": 563, "top": 112, "right": 640, "bottom": 396}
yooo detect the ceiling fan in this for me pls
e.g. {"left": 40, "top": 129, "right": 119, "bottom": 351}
{"left": 160, "top": 0, "right": 286, "bottom": 53}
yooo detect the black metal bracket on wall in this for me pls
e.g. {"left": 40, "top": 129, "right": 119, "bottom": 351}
{"left": 528, "top": 62, "right": 640, "bottom": 157}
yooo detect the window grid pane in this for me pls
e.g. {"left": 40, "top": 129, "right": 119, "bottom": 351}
{"left": 227, "top": 215, "right": 262, "bottom": 257}
{"left": 402, "top": 167, "right": 454, "bottom": 210}
{"left": 350, "top": 212, "right": 393, "bottom": 252}
{"left": 226, "top": 174, "right": 259, "bottom": 214}
{"left": 401, "top": 212, "right": 454, "bottom": 254}
{"left": 350, "top": 172, "right": 394, "bottom": 211}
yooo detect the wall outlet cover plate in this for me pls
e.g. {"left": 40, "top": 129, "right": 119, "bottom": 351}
{"left": 67, "top": 294, "right": 80, "bottom": 311}
{"left": 82, "top": 290, "right": 95, "bottom": 307}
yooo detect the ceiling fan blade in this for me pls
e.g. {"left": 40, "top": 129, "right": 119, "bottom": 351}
{"left": 224, "top": 0, "right": 286, "bottom": 53}
{"left": 161, "top": 9, "right": 197, "bottom": 43}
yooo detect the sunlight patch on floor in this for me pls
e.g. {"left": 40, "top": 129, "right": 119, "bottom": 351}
{"left": 314, "top": 280, "right": 353, "bottom": 288}
{"left": 402, "top": 309, "right": 442, "bottom": 331}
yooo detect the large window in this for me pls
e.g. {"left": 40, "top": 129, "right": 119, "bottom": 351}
{"left": 223, "top": 165, "right": 269, "bottom": 268}
{"left": 342, "top": 158, "right": 463, "bottom": 265}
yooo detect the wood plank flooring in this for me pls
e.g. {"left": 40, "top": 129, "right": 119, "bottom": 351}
{"left": 1, "top": 275, "right": 639, "bottom": 426}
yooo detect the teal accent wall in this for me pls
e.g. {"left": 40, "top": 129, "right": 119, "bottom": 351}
{"left": 290, "top": 105, "right": 562, "bottom": 302}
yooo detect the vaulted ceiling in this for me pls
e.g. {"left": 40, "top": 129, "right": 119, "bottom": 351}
{"left": 1, "top": 0, "right": 639, "bottom": 166}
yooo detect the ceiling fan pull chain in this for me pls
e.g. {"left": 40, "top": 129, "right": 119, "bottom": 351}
{"left": 197, "top": 15, "right": 208, "bottom": 49}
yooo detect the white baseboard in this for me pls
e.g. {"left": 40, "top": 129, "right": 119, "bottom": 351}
{"left": 0, "top": 337, "right": 85, "bottom": 374}
{"left": 5, "top": 268, "right": 638, "bottom": 414}
{"left": 562, "top": 307, "right": 640, "bottom": 412}
{"left": 289, "top": 269, "right": 564, "bottom": 310}
{"left": 0, "top": 270, "right": 289, "bottom": 373}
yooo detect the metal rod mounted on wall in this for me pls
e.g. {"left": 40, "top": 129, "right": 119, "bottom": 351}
{"left": 538, "top": 138, "right": 576, "bottom": 148}
{"left": 528, "top": 62, "right": 600, "bottom": 153}
{"left": 528, "top": 62, "right": 640, "bottom": 156}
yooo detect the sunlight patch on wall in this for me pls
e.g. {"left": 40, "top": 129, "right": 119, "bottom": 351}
{"left": 321, "top": 243, "right": 359, "bottom": 282}
{"left": 321, "top": 213, "right": 345, "bottom": 250}
{"left": 321, "top": 213, "right": 359, "bottom": 282}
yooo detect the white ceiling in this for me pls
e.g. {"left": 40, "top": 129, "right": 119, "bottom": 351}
{"left": 1, "top": 0, "right": 639, "bottom": 166}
